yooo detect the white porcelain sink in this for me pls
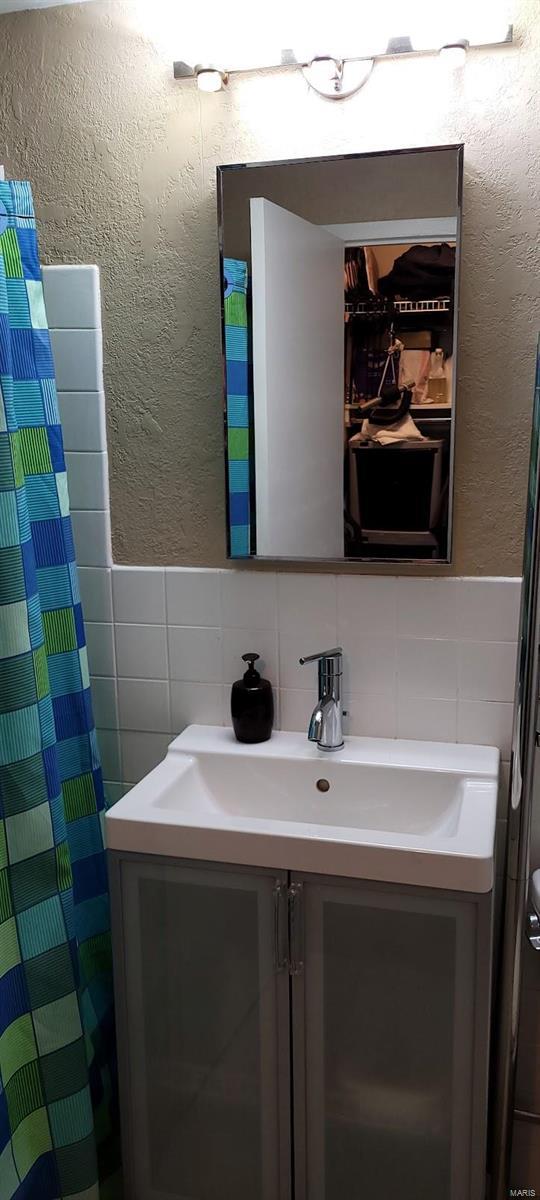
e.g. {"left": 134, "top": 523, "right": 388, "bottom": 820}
{"left": 105, "top": 725, "right": 499, "bottom": 892}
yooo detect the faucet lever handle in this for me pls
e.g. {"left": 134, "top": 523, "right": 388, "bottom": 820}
{"left": 299, "top": 647, "right": 343, "bottom": 667}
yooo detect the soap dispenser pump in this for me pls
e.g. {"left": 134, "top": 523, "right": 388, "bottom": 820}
{"left": 231, "top": 653, "right": 274, "bottom": 744}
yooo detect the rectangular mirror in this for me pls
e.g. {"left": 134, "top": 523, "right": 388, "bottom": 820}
{"left": 218, "top": 145, "right": 463, "bottom": 563}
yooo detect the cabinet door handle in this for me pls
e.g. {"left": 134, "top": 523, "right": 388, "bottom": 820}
{"left": 273, "top": 881, "right": 288, "bottom": 971}
{"left": 288, "top": 882, "right": 304, "bottom": 976}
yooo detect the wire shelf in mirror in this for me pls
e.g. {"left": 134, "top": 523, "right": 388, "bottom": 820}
{"left": 345, "top": 297, "right": 451, "bottom": 317}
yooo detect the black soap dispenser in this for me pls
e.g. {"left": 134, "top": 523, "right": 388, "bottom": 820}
{"left": 231, "top": 653, "right": 274, "bottom": 744}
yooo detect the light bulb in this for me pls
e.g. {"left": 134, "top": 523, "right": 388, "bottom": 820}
{"left": 196, "top": 67, "right": 225, "bottom": 92}
{"left": 439, "top": 42, "right": 468, "bottom": 67}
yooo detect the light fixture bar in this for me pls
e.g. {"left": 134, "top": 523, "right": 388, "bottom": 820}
{"left": 173, "top": 22, "right": 513, "bottom": 86}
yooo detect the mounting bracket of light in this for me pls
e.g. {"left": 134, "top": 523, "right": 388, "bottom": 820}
{"left": 302, "top": 56, "right": 374, "bottom": 100}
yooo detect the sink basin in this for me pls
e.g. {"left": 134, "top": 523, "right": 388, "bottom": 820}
{"left": 105, "top": 725, "right": 499, "bottom": 892}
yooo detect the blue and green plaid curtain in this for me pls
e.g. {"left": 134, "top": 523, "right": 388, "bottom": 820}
{"left": 223, "top": 258, "right": 251, "bottom": 557}
{"left": 0, "top": 182, "right": 117, "bottom": 1198}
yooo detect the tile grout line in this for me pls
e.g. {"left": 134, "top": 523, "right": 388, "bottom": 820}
{"left": 162, "top": 567, "right": 173, "bottom": 740}
{"left": 109, "top": 567, "right": 123, "bottom": 788}
{"left": 275, "top": 574, "right": 282, "bottom": 729}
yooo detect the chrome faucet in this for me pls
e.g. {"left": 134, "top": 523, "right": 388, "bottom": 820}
{"left": 299, "top": 647, "right": 344, "bottom": 752}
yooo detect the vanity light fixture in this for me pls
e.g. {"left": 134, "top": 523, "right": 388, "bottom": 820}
{"left": 195, "top": 64, "right": 228, "bottom": 91}
{"left": 173, "top": 16, "right": 512, "bottom": 98}
{"left": 303, "top": 55, "right": 374, "bottom": 99}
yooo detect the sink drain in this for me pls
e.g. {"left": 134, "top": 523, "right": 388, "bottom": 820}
{"left": 316, "top": 778, "right": 330, "bottom": 793}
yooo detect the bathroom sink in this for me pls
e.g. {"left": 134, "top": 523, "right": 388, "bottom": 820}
{"left": 105, "top": 725, "right": 499, "bottom": 892}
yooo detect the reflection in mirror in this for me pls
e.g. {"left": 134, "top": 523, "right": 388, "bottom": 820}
{"left": 218, "top": 146, "right": 463, "bottom": 563}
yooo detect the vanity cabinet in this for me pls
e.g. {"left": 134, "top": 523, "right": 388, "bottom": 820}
{"left": 293, "top": 875, "right": 490, "bottom": 1200}
{"left": 110, "top": 852, "right": 492, "bottom": 1200}
{"left": 111, "top": 857, "right": 290, "bottom": 1200}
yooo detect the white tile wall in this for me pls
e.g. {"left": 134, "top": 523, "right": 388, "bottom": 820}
{"left": 49, "top": 328, "right": 103, "bottom": 391}
{"left": 457, "top": 578, "right": 521, "bottom": 642}
{"left": 346, "top": 691, "right": 397, "bottom": 739}
{"left": 41, "top": 264, "right": 102, "bottom": 329}
{"left": 120, "top": 731, "right": 171, "bottom": 786}
{"left": 278, "top": 573, "right": 338, "bottom": 640}
{"left": 103, "top": 566, "right": 521, "bottom": 785}
{"left": 220, "top": 569, "right": 278, "bottom": 630}
{"left": 90, "top": 676, "right": 118, "bottom": 730}
{"left": 168, "top": 626, "right": 222, "bottom": 684}
{"left": 170, "top": 680, "right": 225, "bottom": 733}
{"left": 64, "top": 451, "right": 108, "bottom": 510}
{"left": 94, "top": 729, "right": 122, "bottom": 781}
{"left": 166, "top": 567, "right": 221, "bottom": 627}
{"left": 457, "top": 700, "right": 514, "bottom": 759}
{"left": 59, "top": 392, "right": 106, "bottom": 452}
{"left": 397, "top": 637, "right": 459, "bottom": 699}
{"left": 396, "top": 577, "right": 459, "bottom": 639}
{"left": 78, "top": 567, "right": 113, "bottom": 623}
{"left": 118, "top": 678, "right": 170, "bottom": 734}
{"left": 279, "top": 687, "right": 315, "bottom": 733}
{"left": 113, "top": 566, "right": 166, "bottom": 625}
{"left": 85, "top": 621, "right": 116, "bottom": 678}
{"left": 115, "top": 623, "right": 168, "bottom": 680}
{"left": 344, "top": 635, "right": 396, "bottom": 695}
{"left": 43, "top": 264, "right": 112, "bottom": 571}
{"left": 71, "top": 510, "right": 111, "bottom": 567}
{"left": 397, "top": 697, "right": 458, "bottom": 743}
{"left": 458, "top": 641, "right": 517, "bottom": 702}
{"left": 338, "top": 575, "right": 396, "bottom": 636}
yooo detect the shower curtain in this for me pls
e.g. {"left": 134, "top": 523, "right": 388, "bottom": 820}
{"left": 223, "top": 257, "right": 251, "bottom": 557}
{"left": 0, "top": 182, "right": 117, "bottom": 1198}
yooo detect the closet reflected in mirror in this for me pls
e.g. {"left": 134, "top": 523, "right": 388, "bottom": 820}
{"left": 218, "top": 145, "right": 463, "bottom": 562}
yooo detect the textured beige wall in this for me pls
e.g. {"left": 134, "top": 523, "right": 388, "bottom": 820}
{"left": 0, "top": 0, "right": 538, "bottom": 572}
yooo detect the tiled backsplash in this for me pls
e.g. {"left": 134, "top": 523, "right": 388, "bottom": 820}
{"left": 41, "top": 266, "right": 521, "bottom": 804}
{"left": 83, "top": 565, "right": 520, "bottom": 794}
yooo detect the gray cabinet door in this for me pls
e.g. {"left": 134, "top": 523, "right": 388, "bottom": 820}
{"left": 291, "top": 875, "right": 489, "bottom": 1200}
{"left": 111, "top": 854, "right": 291, "bottom": 1200}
